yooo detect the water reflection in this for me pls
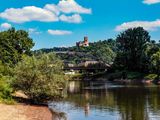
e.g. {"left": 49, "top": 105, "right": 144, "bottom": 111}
{"left": 50, "top": 81, "right": 160, "bottom": 120}
{"left": 84, "top": 103, "right": 90, "bottom": 117}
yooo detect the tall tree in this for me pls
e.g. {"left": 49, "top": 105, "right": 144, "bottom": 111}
{"left": 0, "top": 28, "right": 34, "bottom": 65}
{"left": 115, "top": 27, "right": 151, "bottom": 72}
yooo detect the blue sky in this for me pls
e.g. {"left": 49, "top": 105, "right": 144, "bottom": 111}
{"left": 0, "top": 0, "right": 160, "bottom": 49}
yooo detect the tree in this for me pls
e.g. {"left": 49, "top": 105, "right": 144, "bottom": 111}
{"left": 93, "top": 45, "right": 116, "bottom": 64}
{"left": 34, "top": 39, "right": 117, "bottom": 65}
{"left": 115, "top": 27, "right": 151, "bottom": 72}
{"left": 151, "top": 50, "right": 160, "bottom": 79}
{"left": 143, "top": 41, "right": 160, "bottom": 73}
{"left": 0, "top": 28, "right": 34, "bottom": 65}
{"left": 0, "top": 61, "right": 13, "bottom": 101}
{"left": 13, "top": 53, "right": 67, "bottom": 102}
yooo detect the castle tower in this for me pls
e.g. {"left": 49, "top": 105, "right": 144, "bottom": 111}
{"left": 84, "top": 36, "right": 88, "bottom": 43}
{"left": 76, "top": 36, "right": 89, "bottom": 47}
{"left": 84, "top": 36, "right": 89, "bottom": 46}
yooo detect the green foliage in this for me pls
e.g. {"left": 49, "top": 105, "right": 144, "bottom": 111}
{"left": 107, "top": 72, "right": 122, "bottom": 81}
{"left": 0, "top": 61, "right": 12, "bottom": 76}
{"left": 34, "top": 39, "right": 117, "bottom": 65}
{"left": 144, "top": 74, "right": 157, "bottom": 80}
{"left": 127, "top": 72, "right": 144, "bottom": 79}
{"left": 141, "top": 42, "right": 160, "bottom": 73}
{"left": 114, "top": 27, "right": 151, "bottom": 72}
{"left": 151, "top": 50, "right": 160, "bottom": 77}
{"left": 106, "top": 71, "right": 144, "bottom": 80}
{"left": 0, "top": 75, "right": 12, "bottom": 100}
{"left": 0, "top": 27, "right": 35, "bottom": 103}
{"left": 91, "top": 41, "right": 116, "bottom": 64}
{"left": 13, "top": 53, "right": 67, "bottom": 102}
{"left": 0, "top": 61, "right": 13, "bottom": 102}
{"left": 0, "top": 28, "right": 34, "bottom": 66}
{"left": 151, "top": 50, "right": 160, "bottom": 68}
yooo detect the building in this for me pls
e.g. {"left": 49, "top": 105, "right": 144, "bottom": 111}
{"left": 78, "top": 60, "right": 99, "bottom": 67}
{"left": 76, "top": 36, "right": 89, "bottom": 47}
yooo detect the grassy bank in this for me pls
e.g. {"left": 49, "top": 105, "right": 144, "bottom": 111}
{"left": 87, "top": 71, "right": 159, "bottom": 84}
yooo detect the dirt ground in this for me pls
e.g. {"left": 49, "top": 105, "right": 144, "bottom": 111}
{"left": 0, "top": 104, "right": 53, "bottom": 120}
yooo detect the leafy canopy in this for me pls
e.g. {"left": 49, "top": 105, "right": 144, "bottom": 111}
{"left": 13, "top": 53, "right": 67, "bottom": 102}
{"left": 0, "top": 28, "right": 34, "bottom": 65}
{"left": 115, "top": 27, "right": 151, "bottom": 72}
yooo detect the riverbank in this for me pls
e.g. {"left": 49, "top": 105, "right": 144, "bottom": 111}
{"left": 0, "top": 103, "right": 52, "bottom": 120}
{"left": 84, "top": 71, "right": 160, "bottom": 84}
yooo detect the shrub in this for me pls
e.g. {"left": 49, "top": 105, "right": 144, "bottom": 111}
{"left": 144, "top": 74, "right": 157, "bottom": 80}
{"left": 107, "top": 72, "right": 122, "bottom": 81}
{"left": 13, "top": 53, "right": 67, "bottom": 102}
{"left": 127, "top": 72, "right": 143, "bottom": 79}
{"left": 0, "top": 75, "right": 12, "bottom": 100}
{"left": 0, "top": 61, "right": 13, "bottom": 102}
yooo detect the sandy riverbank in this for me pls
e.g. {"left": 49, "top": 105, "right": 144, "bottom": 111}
{"left": 0, "top": 104, "right": 52, "bottom": 120}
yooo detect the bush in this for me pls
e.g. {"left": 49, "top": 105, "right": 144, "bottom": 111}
{"left": 144, "top": 74, "right": 157, "bottom": 80}
{"left": 107, "top": 72, "right": 122, "bottom": 81}
{"left": 13, "top": 53, "right": 67, "bottom": 102}
{"left": 0, "top": 75, "right": 12, "bottom": 100}
{"left": 0, "top": 61, "right": 13, "bottom": 102}
{"left": 127, "top": 72, "right": 143, "bottom": 79}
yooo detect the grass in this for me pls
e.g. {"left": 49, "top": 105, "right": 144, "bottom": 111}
{"left": 0, "top": 97, "right": 15, "bottom": 105}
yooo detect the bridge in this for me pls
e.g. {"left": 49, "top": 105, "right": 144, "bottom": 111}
{"left": 64, "top": 66, "right": 109, "bottom": 70}
{"left": 64, "top": 62, "right": 111, "bottom": 71}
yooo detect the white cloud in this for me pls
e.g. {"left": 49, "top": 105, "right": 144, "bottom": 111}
{"left": 48, "top": 29, "right": 72, "bottom": 35}
{"left": 44, "top": 4, "right": 60, "bottom": 15}
{"left": 0, "top": 6, "right": 58, "bottom": 23}
{"left": 59, "top": 14, "right": 82, "bottom": 23}
{"left": 0, "top": 0, "right": 91, "bottom": 24}
{"left": 29, "top": 28, "right": 41, "bottom": 34}
{"left": 1, "top": 23, "right": 12, "bottom": 29}
{"left": 44, "top": 0, "right": 91, "bottom": 15}
{"left": 143, "top": 0, "right": 160, "bottom": 4}
{"left": 115, "top": 19, "right": 160, "bottom": 31}
{"left": 58, "top": 0, "right": 92, "bottom": 14}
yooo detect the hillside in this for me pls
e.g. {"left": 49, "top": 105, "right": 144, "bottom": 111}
{"left": 34, "top": 39, "right": 117, "bottom": 64}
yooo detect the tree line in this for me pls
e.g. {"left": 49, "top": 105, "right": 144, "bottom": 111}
{"left": 1, "top": 27, "right": 160, "bottom": 102}
{"left": 36, "top": 27, "right": 160, "bottom": 81}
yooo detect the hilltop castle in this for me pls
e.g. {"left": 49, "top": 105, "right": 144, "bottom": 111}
{"left": 76, "top": 37, "right": 89, "bottom": 47}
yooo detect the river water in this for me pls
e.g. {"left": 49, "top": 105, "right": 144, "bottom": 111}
{"left": 49, "top": 81, "right": 160, "bottom": 120}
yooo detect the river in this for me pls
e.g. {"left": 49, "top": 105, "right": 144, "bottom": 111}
{"left": 49, "top": 81, "right": 160, "bottom": 120}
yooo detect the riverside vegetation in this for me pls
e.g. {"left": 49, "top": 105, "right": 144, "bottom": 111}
{"left": 1, "top": 27, "right": 160, "bottom": 103}
{"left": 0, "top": 28, "right": 67, "bottom": 103}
